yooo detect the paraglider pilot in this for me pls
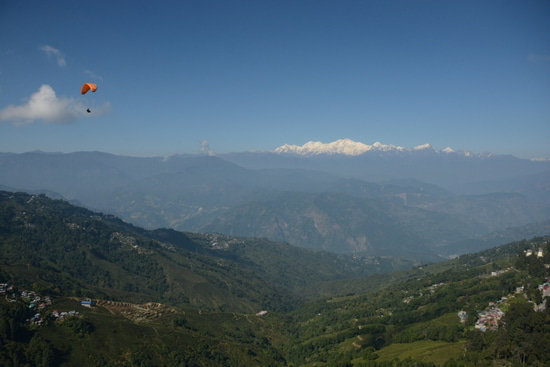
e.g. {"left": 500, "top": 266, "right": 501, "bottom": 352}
{"left": 80, "top": 83, "right": 97, "bottom": 114}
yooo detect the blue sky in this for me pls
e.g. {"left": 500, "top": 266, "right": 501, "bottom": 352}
{"left": 0, "top": 0, "right": 549, "bottom": 159}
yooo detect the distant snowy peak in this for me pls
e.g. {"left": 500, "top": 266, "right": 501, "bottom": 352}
{"left": 273, "top": 139, "right": 459, "bottom": 156}
{"left": 274, "top": 139, "right": 377, "bottom": 156}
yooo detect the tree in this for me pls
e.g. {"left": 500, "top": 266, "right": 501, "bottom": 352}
{"left": 26, "top": 334, "right": 53, "bottom": 367}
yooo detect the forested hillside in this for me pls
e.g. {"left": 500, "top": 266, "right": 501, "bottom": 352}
{"left": 283, "top": 237, "right": 550, "bottom": 366}
{"left": 0, "top": 191, "right": 413, "bottom": 312}
{"left": 1, "top": 191, "right": 549, "bottom": 366}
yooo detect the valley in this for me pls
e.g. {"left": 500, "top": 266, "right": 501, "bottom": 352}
{"left": 1, "top": 149, "right": 549, "bottom": 260}
{"left": 1, "top": 146, "right": 549, "bottom": 366}
{"left": 1, "top": 191, "right": 550, "bottom": 366}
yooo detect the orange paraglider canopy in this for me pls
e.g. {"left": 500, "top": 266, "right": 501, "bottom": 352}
{"left": 80, "top": 83, "right": 97, "bottom": 95}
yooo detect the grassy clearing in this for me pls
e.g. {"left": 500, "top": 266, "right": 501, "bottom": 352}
{"left": 376, "top": 340, "right": 466, "bottom": 365}
{"left": 401, "top": 312, "right": 460, "bottom": 331}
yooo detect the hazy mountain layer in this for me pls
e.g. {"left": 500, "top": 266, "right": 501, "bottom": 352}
{"left": 1, "top": 150, "right": 549, "bottom": 259}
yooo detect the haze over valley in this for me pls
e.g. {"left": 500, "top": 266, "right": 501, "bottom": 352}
{"left": 2, "top": 139, "right": 549, "bottom": 261}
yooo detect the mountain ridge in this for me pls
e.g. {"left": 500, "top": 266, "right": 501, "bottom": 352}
{"left": 1, "top": 150, "right": 549, "bottom": 259}
{"left": 273, "top": 138, "right": 459, "bottom": 156}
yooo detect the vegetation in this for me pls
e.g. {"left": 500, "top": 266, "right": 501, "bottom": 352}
{"left": 0, "top": 191, "right": 401, "bottom": 313}
{"left": 280, "top": 237, "right": 550, "bottom": 366}
{"left": 1, "top": 191, "right": 550, "bottom": 366}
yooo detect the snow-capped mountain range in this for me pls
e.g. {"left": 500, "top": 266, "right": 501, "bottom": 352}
{"left": 273, "top": 139, "right": 459, "bottom": 156}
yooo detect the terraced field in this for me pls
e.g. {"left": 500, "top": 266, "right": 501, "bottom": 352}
{"left": 93, "top": 300, "right": 180, "bottom": 323}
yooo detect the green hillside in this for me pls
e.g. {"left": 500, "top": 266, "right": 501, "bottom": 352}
{"left": 282, "top": 236, "right": 550, "bottom": 366}
{"left": 0, "top": 295, "right": 290, "bottom": 366}
{"left": 0, "top": 191, "right": 405, "bottom": 313}
{"left": 1, "top": 191, "right": 550, "bottom": 366}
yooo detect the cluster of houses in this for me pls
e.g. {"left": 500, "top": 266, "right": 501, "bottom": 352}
{"left": 22, "top": 290, "right": 52, "bottom": 309}
{"left": 458, "top": 292, "right": 509, "bottom": 332}
{"left": 2, "top": 284, "right": 52, "bottom": 309}
{"left": 457, "top": 302, "right": 506, "bottom": 332}
{"left": 461, "top": 277, "right": 550, "bottom": 333}
{"left": 474, "top": 307, "right": 505, "bottom": 332}
{"left": 50, "top": 310, "right": 80, "bottom": 322}
{"left": 1, "top": 283, "right": 80, "bottom": 326}
{"left": 27, "top": 309, "right": 81, "bottom": 326}
{"left": 538, "top": 280, "right": 550, "bottom": 298}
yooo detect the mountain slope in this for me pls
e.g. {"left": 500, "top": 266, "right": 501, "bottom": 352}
{"left": 2, "top": 150, "right": 549, "bottom": 260}
{"left": 222, "top": 142, "right": 550, "bottom": 189}
{"left": 416, "top": 192, "right": 550, "bottom": 232}
{"left": 283, "top": 236, "right": 550, "bottom": 366}
{"left": 193, "top": 191, "right": 484, "bottom": 260}
{"left": 0, "top": 191, "right": 410, "bottom": 313}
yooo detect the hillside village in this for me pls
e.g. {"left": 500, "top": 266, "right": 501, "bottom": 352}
{"left": 1, "top": 283, "right": 80, "bottom": 326}
{"left": 470, "top": 276, "right": 550, "bottom": 332}
{"left": 464, "top": 247, "right": 550, "bottom": 333}
{"left": 400, "top": 246, "right": 550, "bottom": 334}
{"left": 402, "top": 271, "right": 550, "bottom": 333}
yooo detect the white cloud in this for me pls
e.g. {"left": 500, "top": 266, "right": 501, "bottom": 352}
{"left": 199, "top": 140, "right": 215, "bottom": 155}
{"left": 40, "top": 45, "right": 66, "bottom": 67}
{"left": 0, "top": 84, "right": 109, "bottom": 125}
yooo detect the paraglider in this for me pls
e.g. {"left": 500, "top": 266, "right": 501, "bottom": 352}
{"left": 80, "top": 83, "right": 97, "bottom": 95}
{"left": 80, "top": 83, "right": 97, "bottom": 113}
